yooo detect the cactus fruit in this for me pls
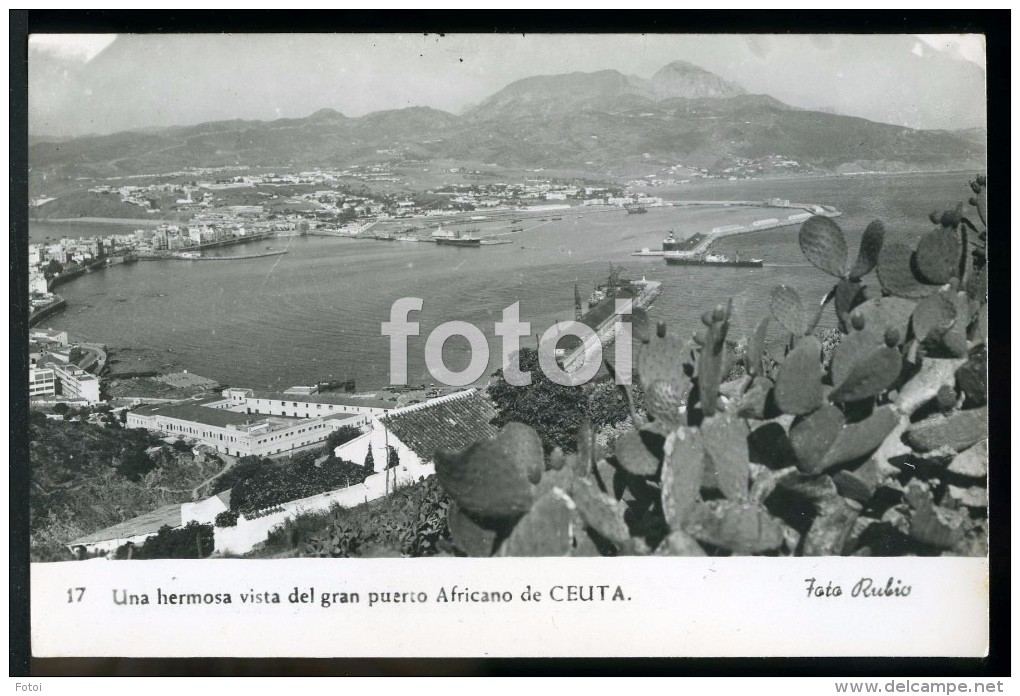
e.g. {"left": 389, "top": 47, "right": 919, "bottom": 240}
{"left": 849, "top": 220, "right": 886, "bottom": 279}
{"left": 911, "top": 291, "right": 957, "bottom": 342}
{"left": 819, "top": 406, "right": 900, "bottom": 470}
{"left": 904, "top": 406, "right": 988, "bottom": 453}
{"left": 495, "top": 489, "right": 574, "bottom": 557}
{"left": 928, "top": 211, "right": 940, "bottom": 225}
{"left": 851, "top": 313, "right": 866, "bottom": 331}
{"left": 447, "top": 502, "right": 499, "bottom": 557}
{"left": 790, "top": 404, "right": 845, "bottom": 473}
{"left": 700, "top": 412, "right": 751, "bottom": 502}
{"left": 769, "top": 284, "right": 806, "bottom": 336}
{"left": 774, "top": 335, "right": 823, "bottom": 415}
{"left": 936, "top": 384, "right": 958, "bottom": 411}
{"left": 615, "top": 428, "right": 664, "bottom": 477}
{"left": 683, "top": 500, "right": 785, "bottom": 554}
{"left": 884, "top": 328, "right": 900, "bottom": 347}
{"left": 435, "top": 422, "right": 543, "bottom": 519}
{"left": 877, "top": 242, "right": 936, "bottom": 298}
{"left": 799, "top": 215, "right": 849, "bottom": 278}
{"left": 829, "top": 346, "right": 903, "bottom": 403}
{"left": 915, "top": 227, "right": 963, "bottom": 285}
{"left": 660, "top": 427, "right": 707, "bottom": 530}
{"left": 570, "top": 477, "right": 630, "bottom": 545}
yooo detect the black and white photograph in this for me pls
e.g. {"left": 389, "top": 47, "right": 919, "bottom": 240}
{"left": 13, "top": 17, "right": 1002, "bottom": 671}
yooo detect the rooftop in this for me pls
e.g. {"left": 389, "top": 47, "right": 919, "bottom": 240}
{"left": 67, "top": 503, "right": 182, "bottom": 547}
{"left": 132, "top": 401, "right": 262, "bottom": 429}
{"left": 382, "top": 389, "right": 499, "bottom": 462}
{"left": 243, "top": 389, "right": 396, "bottom": 410}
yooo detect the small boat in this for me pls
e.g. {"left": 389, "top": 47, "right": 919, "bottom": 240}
{"left": 625, "top": 205, "right": 647, "bottom": 215}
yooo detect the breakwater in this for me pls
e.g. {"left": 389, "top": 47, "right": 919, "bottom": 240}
{"left": 29, "top": 295, "right": 67, "bottom": 327}
{"left": 172, "top": 250, "right": 288, "bottom": 261}
{"left": 631, "top": 203, "right": 842, "bottom": 257}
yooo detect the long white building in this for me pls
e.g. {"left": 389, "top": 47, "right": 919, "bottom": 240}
{"left": 126, "top": 395, "right": 377, "bottom": 458}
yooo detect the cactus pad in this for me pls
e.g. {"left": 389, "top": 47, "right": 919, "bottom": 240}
{"left": 769, "top": 284, "right": 806, "bottom": 336}
{"left": 790, "top": 403, "right": 845, "bottom": 474}
{"left": 774, "top": 335, "right": 823, "bottom": 415}
{"left": 700, "top": 412, "right": 751, "bottom": 502}
{"left": 660, "top": 427, "right": 706, "bottom": 531}
{"left": 495, "top": 489, "right": 574, "bottom": 557}
{"left": 654, "top": 531, "right": 707, "bottom": 556}
{"left": 849, "top": 220, "right": 886, "bottom": 279}
{"left": 911, "top": 291, "right": 957, "bottom": 342}
{"left": 877, "top": 242, "right": 936, "bottom": 298}
{"left": 615, "top": 428, "right": 664, "bottom": 477}
{"left": 852, "top": 296, "right": 916, "bottom": 346}
{"left": 799, "top": 215, "right": 849, "bottom": 278}
{"left": 683, "top": 500, "right": 785, "bottom": 554}
{"left": 830, "top": 329, "right": 883, "bottom": 388}
{"left": 834, "top": 278, "right": 863, "bottom": 331}
{"left": 904, "top": 407, "right": 988, "bottom": 453}
{"left": 636, "top": 332, "right": 692, "bottom": 393}
{"left": 570, "top": 477, "right": 630, "bottom": 545}
{"left": 829, "top": 346, "right": 903, "bottom": 403}
{"left": 955, "top": 345, "right": 987, "bottom": 406}
{"left": 819, "top": 406, "right": 900, "bottom": 470}
{"left": 747, "top": 315, "right": 770, "bottom": 376}
{"left": 645, "top": 379, "right": 687, "bottom": 428}
{"left": 915, "top": 226, "right": 963, "bottom": 285}
{"left": 447, "top": 502, "right": 499, "bottom": 557}
{"left": 435, "top": 422, "right": 543, "bottom": 519}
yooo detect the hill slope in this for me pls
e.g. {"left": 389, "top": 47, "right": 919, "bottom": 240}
{"left": 28, "top": 60, "right": 986, "bottom": 185}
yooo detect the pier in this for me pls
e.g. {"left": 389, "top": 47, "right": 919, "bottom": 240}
{"left": 631, "top": 203, "right": 842, "bottom": 257}
{"left": 171, "top": 250, "right": 288, "bottom": 261}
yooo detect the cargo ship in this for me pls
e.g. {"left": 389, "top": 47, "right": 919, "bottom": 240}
{"left": 435, "top": 232, "right": 481, "bottom": 247}
{"left": 625, "top": 204, "right": 647, "bottom": 215}
{"left": 373, "top": 233, "right": 397, "bottom": 242}
{"left": 664, "top": 251, "right": 763, "bottom": 268}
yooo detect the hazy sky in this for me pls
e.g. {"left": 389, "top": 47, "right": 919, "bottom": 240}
{"left": 28, "top": 33, "right": 986, "bottom": 137}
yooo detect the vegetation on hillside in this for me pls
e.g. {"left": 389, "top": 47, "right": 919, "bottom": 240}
{"left": 28, "top": 418, "right": 225, "bottom": 561}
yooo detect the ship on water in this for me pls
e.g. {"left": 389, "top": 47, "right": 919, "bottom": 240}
{"left": 373, "top": 233, "right": 398, "bottom": 242}
{"left": 664, "top": 250, "right": 763, "bottom": 268}
{"left": 625, "top": 204, "right": 647, "bottom": 215}
{"left": 435, "top": 234, "right": 481, "bottom": 247}
{"left": 662, "top": 230, "right": 680, "bottom": 252}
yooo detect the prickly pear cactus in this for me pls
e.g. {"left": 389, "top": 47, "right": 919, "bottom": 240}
{"left": 424, "top": 177, "right": 988, "bottom": 558}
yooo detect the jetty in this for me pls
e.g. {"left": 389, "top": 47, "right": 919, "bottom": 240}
{"left": 631, "top": 202, "right": 842, "bottom": 257}
{"left": 171, "top": 250, "right": 288, "bottom": 261}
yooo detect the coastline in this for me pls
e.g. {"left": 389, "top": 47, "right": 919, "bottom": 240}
{"left": 30, "top": 216, "right": 175, "bottom": 226}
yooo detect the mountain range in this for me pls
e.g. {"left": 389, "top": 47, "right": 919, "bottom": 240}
{"left": 29, "top": 60, "right": 986, "bottom": 184}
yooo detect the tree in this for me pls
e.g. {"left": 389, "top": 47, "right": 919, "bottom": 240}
{"left": 364, "top": 445, "right": 375, "bottom": 475}
{"left": 488, "top": 347, "right": 586, "bottom": 453}
{"left": 51, "top": 403, "right": 69, "bottom": 416}
{"left": 324, "top": 425, "right": 362, "bottom": 454}
{"left": 386, "top": 445, "right": 399, "bottom": 470}
{"left": 43, "top": 259, "right": 63, "bottom": 278}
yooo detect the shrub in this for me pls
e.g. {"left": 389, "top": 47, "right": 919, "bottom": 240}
{"left": 214, "top": 509, "right": 239, "bottom": 528}
{"left": 431, "top": 177, "right": 989, "bottom": 558}
{"left": 228, "top": 455, "right": 368, "bottom": 517}
{"left": 114, "top": 521, "right": 215, "bottom": 559}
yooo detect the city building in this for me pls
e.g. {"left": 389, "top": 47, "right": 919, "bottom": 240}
{"left": 29, "top": 366, "right": 56, "bottom": 398}
{"left": 126, "top": 396, "right": 372, "bottom": 458}
{"left": 219, "top": 388, "right": 393, "bottom": 419}
{"left": 48, "top": 361, "right": 101, "bottom": 404}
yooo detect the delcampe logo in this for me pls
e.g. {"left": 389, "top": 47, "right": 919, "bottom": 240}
{"left": 382, "top": 297, "right": 635, "bottom": 388}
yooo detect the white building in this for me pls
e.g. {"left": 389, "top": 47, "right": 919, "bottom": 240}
{"left": 29, "top": 366, "right": 56, "bottom": 398}
{"left": 126, "top": 396, "right": 373, "bottom": 458}
{"left": 49, "top": 362, "right": 101, "bottom": 404}
{"left": 219, "top": 388, "right": 392, "bottom": 420}
{"left": 29, "top": 273, "right": 48, "bottom": 295}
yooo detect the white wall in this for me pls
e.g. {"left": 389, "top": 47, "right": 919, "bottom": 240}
{"left": 212, "top": 458, "right": 435, "bottom": 556}
{"left": 333, "top": 418, "right": 421, "bottom": 473}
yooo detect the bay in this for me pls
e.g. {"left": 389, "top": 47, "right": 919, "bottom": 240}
{"left": 32, "top": 171, "right": 976, "bottom": 391}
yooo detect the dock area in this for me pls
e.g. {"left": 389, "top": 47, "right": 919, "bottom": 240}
{"left": 631, "top": 204, "right": 842, "bottom": 257}
{"left": 172, "top": 250, "right": 288, "bottom": 261}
